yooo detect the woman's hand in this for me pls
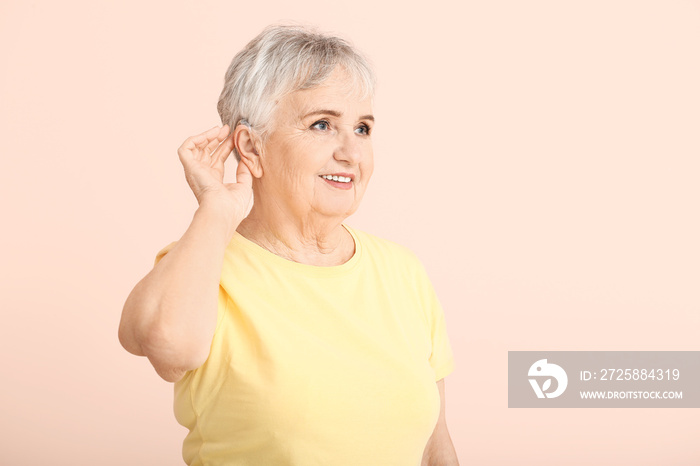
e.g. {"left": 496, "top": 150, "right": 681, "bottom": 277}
{"left": 177, "top": 125, "right": 253, "bottom": 218}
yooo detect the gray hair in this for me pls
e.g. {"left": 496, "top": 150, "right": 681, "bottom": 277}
{"left": 217, "top": 24, "right": 377, "bottom": 161}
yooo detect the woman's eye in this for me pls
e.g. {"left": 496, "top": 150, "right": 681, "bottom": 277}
{"left": 355, "top": 124, "right": 371, "bottom": 135}
{"left": 311, "top": 120, "right": 330, "bottom": 131}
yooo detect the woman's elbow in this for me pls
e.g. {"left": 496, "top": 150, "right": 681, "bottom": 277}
{"left": 119, "top": 303, "right": 210, "bottom": 380}
{"left": 118, "top": 282, "right": 158, "bottom": 356}
{"left": 118, "top": 301, "right": 147, "bottom": 357}
{"left": 137, "top": 322, "right": 211, "bottom": 380}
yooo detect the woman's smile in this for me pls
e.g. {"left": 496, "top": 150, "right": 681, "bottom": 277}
{"left": 319, "top": 173, "right": 355, "bottom": 190}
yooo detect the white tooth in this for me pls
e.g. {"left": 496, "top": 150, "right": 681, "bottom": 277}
{"left": 322, "top": 174, "right": 352, "bottom": 182}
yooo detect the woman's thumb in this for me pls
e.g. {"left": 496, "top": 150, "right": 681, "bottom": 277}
{"left": 235, "top": 159, "right": 253, "bottom": 188}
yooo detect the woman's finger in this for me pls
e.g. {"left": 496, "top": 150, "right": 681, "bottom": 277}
{"left": 211, "top": 135, "right": 234, "bottom": 167}
{"left": 235, "top": 157, "right": 253, "bottom": 189}
{"left": 204, "top": 134, "right": 224, "bottom": 156}
{"left": 183, "top": 126, "right": 224, "bottom": 151}
{"left": 202, "top": 125, "right": 230, "bottom": 156}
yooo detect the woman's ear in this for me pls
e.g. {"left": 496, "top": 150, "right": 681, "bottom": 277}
{"left": 233, "top": 123, "right": 263, "bottom": 178}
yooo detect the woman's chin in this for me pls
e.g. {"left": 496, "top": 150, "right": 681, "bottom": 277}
{"left": 316, "top": 201, "right": 360, "bottom": 220}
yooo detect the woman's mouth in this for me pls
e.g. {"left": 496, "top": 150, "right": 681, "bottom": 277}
{"left": 319, "top": 174, "right": 353, "bottom": 190}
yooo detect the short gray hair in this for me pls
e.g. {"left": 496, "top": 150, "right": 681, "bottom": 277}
{"left": 217, "top": 24, "right": 377, "bottom": 161}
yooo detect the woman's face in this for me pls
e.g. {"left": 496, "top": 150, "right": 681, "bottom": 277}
{"left": 256, "top": 66, "right": 374, "bottom": 223}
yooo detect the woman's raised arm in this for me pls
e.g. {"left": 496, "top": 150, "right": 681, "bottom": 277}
{"left": 118, "top": 125, "right": 253, "bottom": 382}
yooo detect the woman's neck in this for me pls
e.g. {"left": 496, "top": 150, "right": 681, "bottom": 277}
{"left": 236, "top": 205, "right": 355, "bottom": 267}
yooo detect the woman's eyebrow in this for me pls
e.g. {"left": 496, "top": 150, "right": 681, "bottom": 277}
{"left": 301, "top": 109, "right": 374, "bottom": 122}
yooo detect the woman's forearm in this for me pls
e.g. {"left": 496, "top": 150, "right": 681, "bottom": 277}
{"left": 119, "top": 202, "right": 241, "bottom": 380}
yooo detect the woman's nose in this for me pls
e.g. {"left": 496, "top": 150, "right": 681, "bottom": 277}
{"left": 333, "top": 129, "right": 363, "bottom": 164}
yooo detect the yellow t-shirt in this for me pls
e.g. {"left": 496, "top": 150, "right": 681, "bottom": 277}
{"left": 153, "top": 224, "right": 455, "bottom": 466}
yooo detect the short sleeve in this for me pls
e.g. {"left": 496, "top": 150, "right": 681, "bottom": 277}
{"left": 414, "top": 258, "right": 456, "bottom": 381}
{"left": 152, "top": 239, "right": 227, "bottom": 334}
{"left": 153, "top": 241, "right": 178, "bottom": 267}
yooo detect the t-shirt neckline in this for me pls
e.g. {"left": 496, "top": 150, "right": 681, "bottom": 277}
{"left": 229, "top": 223, "right": 363, "bottom": 277}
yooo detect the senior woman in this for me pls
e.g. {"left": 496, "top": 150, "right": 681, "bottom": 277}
{"left": 119, "top": 24, "right": 458, "bottom": 466}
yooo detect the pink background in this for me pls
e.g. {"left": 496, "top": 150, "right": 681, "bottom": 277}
{"left": 1, "top": 0, "right": 699, "bottom": 464}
